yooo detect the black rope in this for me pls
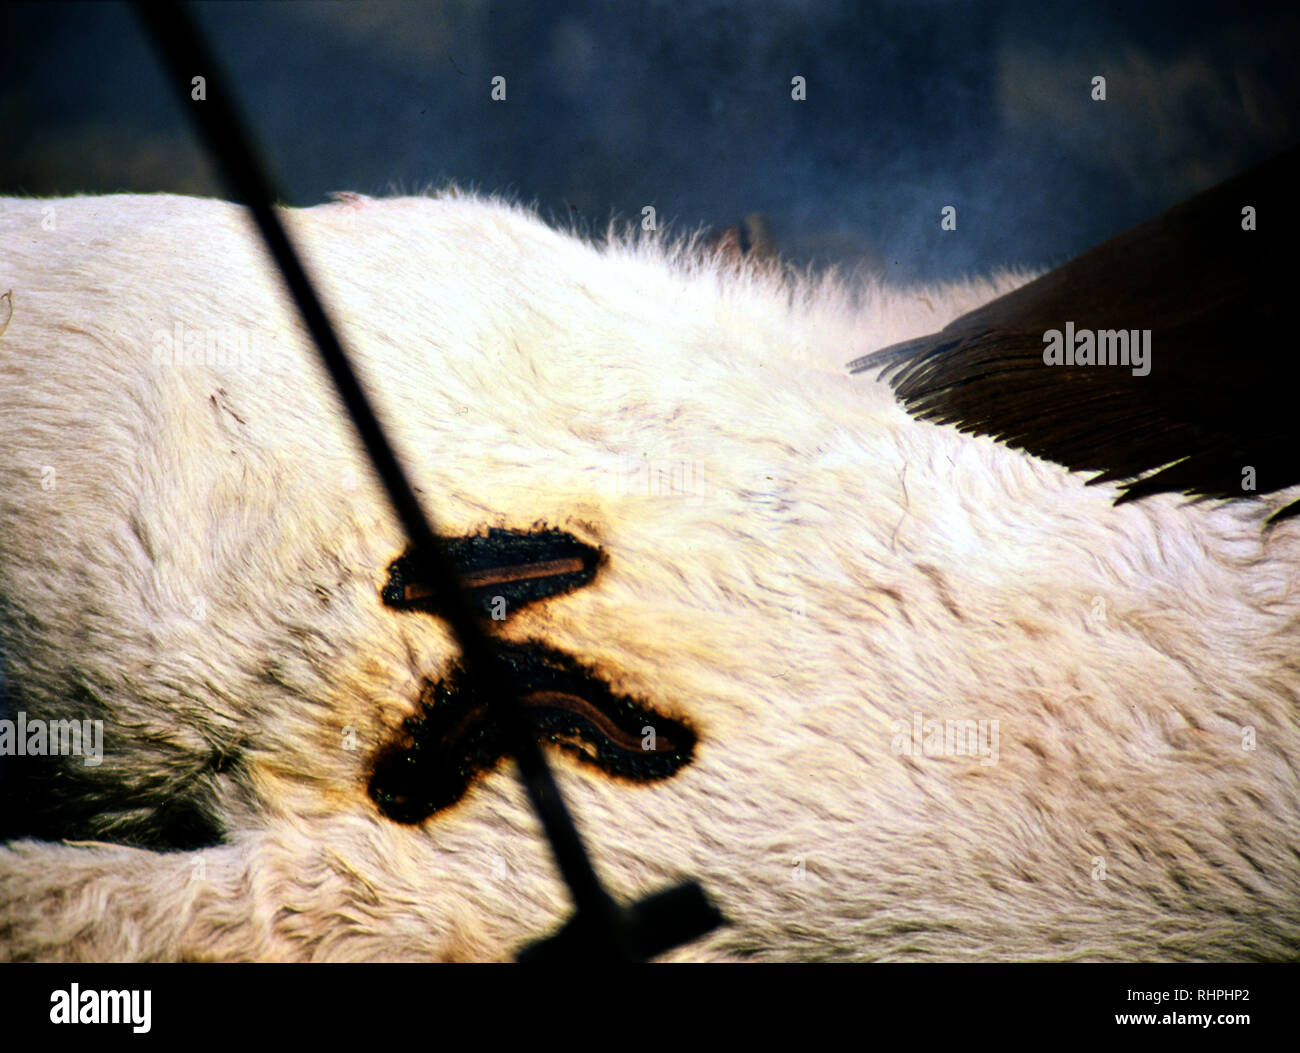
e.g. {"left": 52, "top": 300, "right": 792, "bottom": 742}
{"left": 132, "top": 0, "right": 641, "bottom": 959}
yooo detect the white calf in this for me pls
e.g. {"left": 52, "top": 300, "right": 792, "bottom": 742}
{"left": 1, "top": 192, "right": 1297, "bottom": 960}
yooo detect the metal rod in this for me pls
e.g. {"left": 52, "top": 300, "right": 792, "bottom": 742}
{"left": 133, "top": 0, "right": 630, "bottom": 958}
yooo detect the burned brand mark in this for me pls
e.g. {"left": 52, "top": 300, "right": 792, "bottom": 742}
{"left": 371, "top": 527, "right": 697, "bottom": 823}
{"left": 382, "top": 526, "right": 600, "bottom": 618}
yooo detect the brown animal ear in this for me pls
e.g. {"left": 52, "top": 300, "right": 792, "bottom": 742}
{"left": 850, "top": 145, "right": 1300, "bottom": 523}
{"left": 704, "top": 212, "right": 777, "bottom": 265}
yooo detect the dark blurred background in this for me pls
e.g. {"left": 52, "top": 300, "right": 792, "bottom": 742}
{"left": 3, "top": 0, "right": 1297, "bottom": 280}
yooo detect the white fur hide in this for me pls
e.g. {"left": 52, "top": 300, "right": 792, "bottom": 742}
{"left": 1, "top": 191, "right": 1297, "bottom": 961}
